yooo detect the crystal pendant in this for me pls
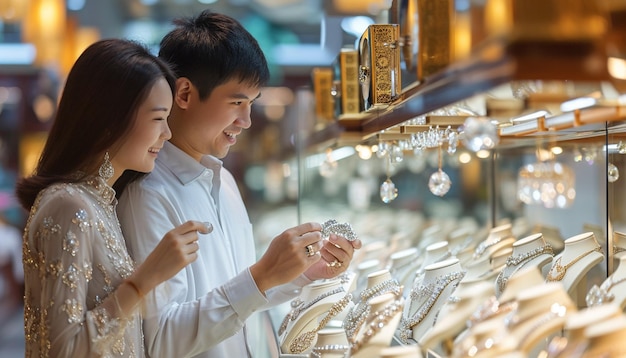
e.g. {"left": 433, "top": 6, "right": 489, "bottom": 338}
{"left": 380, "top": 178, "right": 398, "bottom": 203}
{"left": 429, "top": 170, "right": 451, "bottom": 196}
{"left": 608, "top": 163, "right": 620, "bottom": 183}
{"left": 461, "top": 117, "right": 499, "bottom": 152}
{"left": 619, "top": 141, "right": 626, "bottom": 154}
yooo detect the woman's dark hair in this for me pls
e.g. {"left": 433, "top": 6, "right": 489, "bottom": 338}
{"left": 158, "top": 9, "right": 270, "bottom": 100}
{"left": 15, "top": 38, "right": 176, "bottom": 209}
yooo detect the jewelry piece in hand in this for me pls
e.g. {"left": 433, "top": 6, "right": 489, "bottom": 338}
{"left": 202, "top": 222, "right": 214, "bottom": 233}
{"left": 321, "top": 219, "right": 357, "bottom": 242}
{"left": 327, "top": 260, "right": 342, "bottom": 268}
{"left": 306, "top": 244, "right": 316, "bottom": 257}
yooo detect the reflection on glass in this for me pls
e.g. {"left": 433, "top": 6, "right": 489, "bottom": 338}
{"left": 517, "top": 161, "right": 576, "bottom": 208}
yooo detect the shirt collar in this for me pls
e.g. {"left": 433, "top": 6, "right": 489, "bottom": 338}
{"left": 159, "top": 141, "right": 223, "bottom": 185}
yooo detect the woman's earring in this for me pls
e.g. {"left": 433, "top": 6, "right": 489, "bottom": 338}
{"left": 98, "top": 152, "right": 114, "bottom": 180}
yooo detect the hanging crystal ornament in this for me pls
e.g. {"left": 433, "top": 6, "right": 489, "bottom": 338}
{"left": 618, "top": 141, "right": 626, "bottom": 154}
{"left": 380, "top": 155, "right": 398, "bottom": 203}
{"left": 461, "top": 116, "right": 499, "bottom": 152}
{"left": 429, "top": 144, "right": 452, "bottom": 196}
{"left": 608, "top": 163, "right": 620, "bottom": 183}
{"left": 390, "top": 143, "right": 404, "bottom": 164}
{"left": 319, "top": 148, "right": 338, "bottom": 177}
{"left": 376, "top": 141, "right": 390, "bottom": 159}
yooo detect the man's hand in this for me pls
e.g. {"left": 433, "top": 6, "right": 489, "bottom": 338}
{"left": 303, "top": 234, "right": 362, "bottom": 280}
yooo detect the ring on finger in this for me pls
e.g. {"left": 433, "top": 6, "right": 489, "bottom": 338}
{"left": 327, "top": 259, "right": 342, "bottom": 268}
{"left": 305, "top": 244, "right": 316, "bottom": 257}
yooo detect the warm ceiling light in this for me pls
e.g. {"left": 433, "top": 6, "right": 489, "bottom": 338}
{"left": 608, "top": 57, "right": 626, "bottom": 80}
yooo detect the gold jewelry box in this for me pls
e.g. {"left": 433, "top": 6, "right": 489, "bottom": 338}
{"left": 358, "top": 24, "right": 401, "bottom": 112}
{"left": 332, "top": 48, "right": 362, "bottom": 117}
{"left": 311, "top": 67, "right": 335, "bottom": 123}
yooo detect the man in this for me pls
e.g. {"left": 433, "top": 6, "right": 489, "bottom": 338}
{"left": 117, "top": 10, "right": 361, "bottom": 357}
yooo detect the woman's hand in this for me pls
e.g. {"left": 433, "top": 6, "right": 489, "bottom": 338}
{"left": 131, "top": 220, "right": 211, "bottom": 294}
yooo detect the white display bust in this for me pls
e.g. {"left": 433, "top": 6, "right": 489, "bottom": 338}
{"left": 499, "top": 282, "right": 576, "bottom": 355}
{"left": 386, "top": 247, "right": 420, "bottom": 290}
{"left": 545, "top": 232, "right": 604, "bottom": 299}
{"left": 586, "top": 252, "right": 626, "bottom": 309}
{"left": 472, "top": 223, "right": 516, "bottom": 261}
{"left": 279, "top": 278, "right": 349, "bottom": 354}
{"left": 583, "top": 315, "right": 626, "bottom": 357}
{"left": 410, "top": 241, "right": 451, "bottom": 291}
{"left": 495, "top": 233, "right": 554, "bottom": 297}
{"left": 380, "top": 344, "right": 423, "bottom": 358}
{"left": 447, "top": 226, "right": 472, "bottom": 255}
{"left": 342, "top": 269, "right": 401, "bottom": 345}
{"left": 418, "top": 279, "right": 494, "bottom": 354}
{"left": 453, "top": 266, "right": 547, "bottom": 352}
{"left": 400, "top": 258, "right": 465, "bottom": 344}
{"left": 349, "top": 292, "right": 404, "bottom": 358}
{"left": 354, "top": 259, "right": 381, "bottom": 294}
{"left": 310, "top": 328, "right": 349, "bottom": 358}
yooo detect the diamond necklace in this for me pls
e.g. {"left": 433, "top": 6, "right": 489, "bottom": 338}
{"left": 496, "top": 245, "right": 554, "bottom": 292}
{"left": 288, "top": 293, "right": 353, "bottom": 353}
{"left": 399, "top": 270, "right": 465, "bottom": 343}
{"left": 278, "top": 286, "right": 345, "bottom": 336}
{"left": 342, "top": 279, "right": 401, "bottom": 343}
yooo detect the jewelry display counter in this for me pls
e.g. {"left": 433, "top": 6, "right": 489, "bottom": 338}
{"left": 257, "top": 1, "right": 626, "bottom": 356}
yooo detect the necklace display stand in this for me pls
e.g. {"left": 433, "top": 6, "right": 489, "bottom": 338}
{"left": 495, "top": 233, "right": 554, "bottom": 297}
{"left": 417, "top": 225, "right": 444, "bottom": 252}
{"left": 472, "top": 223, "right": 516, "bottom": 261}
{"left": 342, "top": 269, "right": 401, "bottom": 345}
{"left": 454, "top": 266, "right": 546, "bottom": 352}
{"left": 546, "top": 304, "right": 622, "bottom": 358}
{"left": 309, "top": 328, "right": 349, "bottom": 358}
{"left": 349, "top": 292, "right": 404, "bottom": 358}
{"left": 545, "top": 232, "right": 604, "bottom": 307}
{"left": 586, "top": 252, "right": 626, "bottom": 309}
{"left": 386, "top": 247, "right": 420, "bottom": 290}
{"left": 354, "top": 259, "right": 381, "bottom": 294}
{"left": 447, "top": 226, "right": 472, "bottom": 256}
{"left": 583, "top": 315, "right": 626, "bottom": 357}
{"left": 410, "top": 241, "right": 451, "bottom": 293}
{"left": 380, "top": 344, "right": 423, "bottom": 358}
{"left": 418, "top": 279, "right": 494, "bottom": 355}
{"left": 459, "top": 255, "right": 493, "bottom": 283}
{"left": 500, "top": 282, "right": 577, "bottom": 355}
{"left": 279, "top": 279, "right": 352, "bottom": 354}
{"left": 399, "top": 258, "right": 464, "bottom": 344}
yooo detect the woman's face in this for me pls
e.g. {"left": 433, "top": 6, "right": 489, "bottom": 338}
{"left": 112, "top": 77, "right": 172, "bottom": 175}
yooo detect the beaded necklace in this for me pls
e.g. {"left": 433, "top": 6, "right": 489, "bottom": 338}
{"left": 310, "top": 344, "right": 349, "bottom": 358}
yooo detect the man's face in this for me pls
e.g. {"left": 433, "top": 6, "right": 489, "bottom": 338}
{"left": 171, "top": 78, "right": 261, "bottom": 161}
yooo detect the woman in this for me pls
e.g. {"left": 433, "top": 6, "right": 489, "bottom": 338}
{"left": 15, "top": 38, "right": 209, "bottom": 357}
